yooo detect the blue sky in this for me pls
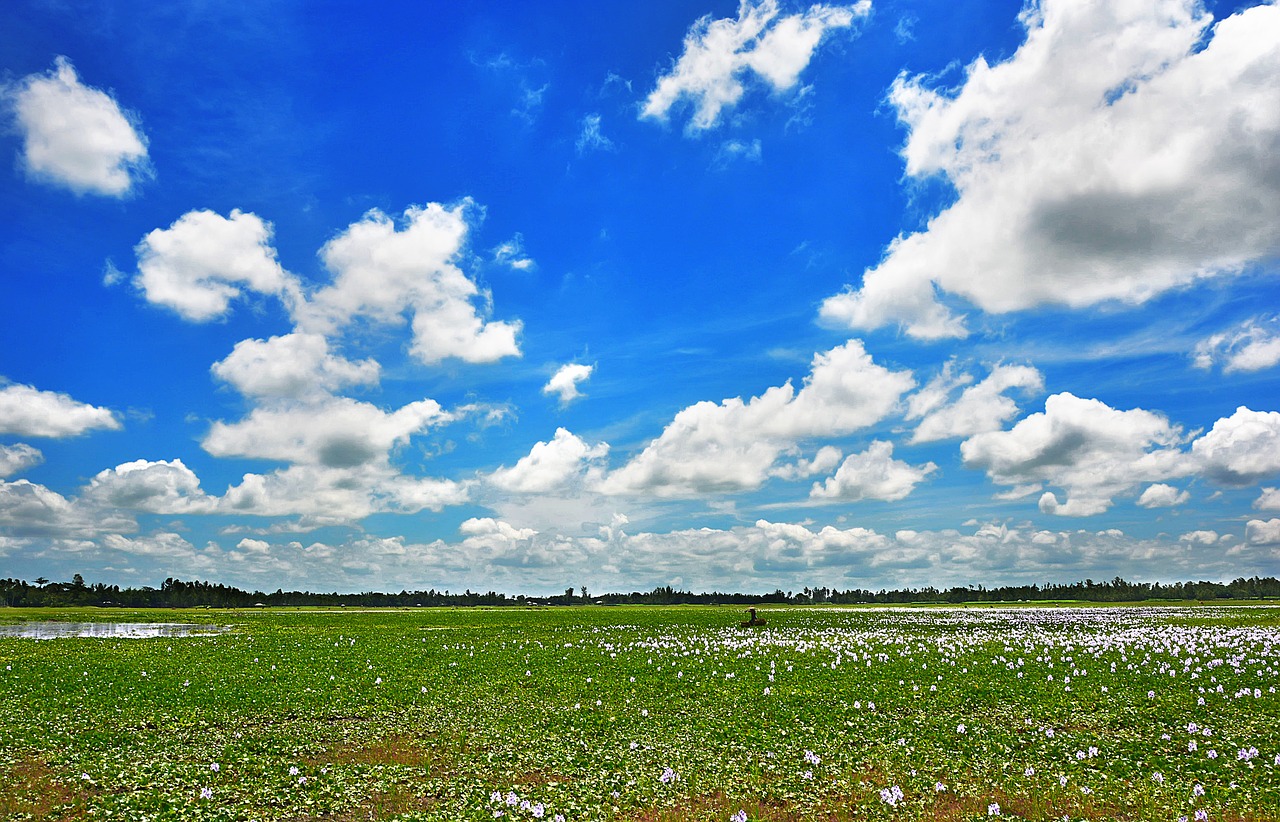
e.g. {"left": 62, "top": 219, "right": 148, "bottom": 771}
{"left": 2, "top": 0, "right": 1278, "bottom": 594}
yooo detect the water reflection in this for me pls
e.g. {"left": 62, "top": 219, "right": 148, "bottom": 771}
{"left": 0, "top": 622, "right": 230, "bottom": 640}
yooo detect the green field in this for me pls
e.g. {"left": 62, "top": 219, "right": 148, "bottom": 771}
{"left": 2, "top": 604, "right": 1278, "bottom": 821}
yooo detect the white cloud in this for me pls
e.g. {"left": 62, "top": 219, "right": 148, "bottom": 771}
{"left": 909, "top": 363, "right": 1042, "bottom": 443}
{"left": 488, "top": 428, "right": 609, "bottom": 494}
{"left": 221, "top": 463, "right": 468, "bottom": 521}
{"left": 600, "top": 340, "right": 914, "bottom": 497}
{"left": 543, "top": 363, "right": 594, "bottom": 405}
{"left": 1136, "top": 483, "right": 1190, "bottom": 508}
{"left": 1179, "top": 530, "right": 1220, "bottom": 546}
{"left": 210, "top": 333, "right": 380, "bottom": 400}
{"left": 576, "top": 113, "right": 615, "bottom": 154}
{"left": 821, "top": 0, "right": 1280, "bottom": 338}
{"left": 642, "top": 0, "right": 870, "bottom": 132}
{"left": 1190, "top": 407, "right": 1280, "bottom": 486}
{"left": 809, "top": 440, "right": 936, "bottom": 501}
{"left": 82, "top": 459, "right": 217, "bottom": 515}
{"left": 301, "top": 202, "right": 521, "bottom": 365}
{"left": 961, "top": 393, "right": 1190, "bottom": 516}
{"left": 713, "top": 138, "right": 763, "bottom": 167}
{"left": 0, "top": 381, "right": 120, "bottom": 438}
{"left": 203, "top": 397, "right": 451, "bottom": 468}
{"left": 1245, "top": 518, "right": 1280, "bottom": 546}
{"left": 7, "top": 56, "right": 150, "bottom": 196}
{"left": 0, "top": 479, "right": 134, "bottom": 538}
{"left": 770, "top": 444, "right": 842, "bottom": 481}
{"left": 493, "top": 233, "right": 536, "bottom": 271}
{"left": 133, "top": 209, "right": 300, "bottom": 322}
{"left": 1256, "top": 487, "right": 1280, "bottom": 510}
{"left": 0, "top": 444, "right": 42, "bottom": 479}
{"left": 1194, "top": 318, "right": 1280, "bottom": 373}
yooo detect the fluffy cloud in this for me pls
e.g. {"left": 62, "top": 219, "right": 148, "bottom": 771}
{"left": 488, "top": 428, "right": 609, "bottom": 494}
{"left": 0, "top": 479, "right": 134, "bottom": 538}
{"left": 211, "top": 333, "right": 380, "bottom": 400}
{"left": 203, "top": 397, "right": 451, "bottom": 468}
{"left": 0, "top": 381, "right": 120, "bottom": 438}
{"left": 642, "top": 0, "right": 870, "bottom": 132}
{"left": 221, "top": 464, "right": 468, "bottom": 521}
{"left": 0, "top": 444, "right": 42, "bottom": 479}
{"left": 1179, "top": 530, "right": 1221, "bottom": 546}
{"left": 961, "top": 393, "right": 1190, "bottom": 516}
{"left": 1194, "top": 318, "right": 1280, "bottom": 373}
{"left": 1190, "top": 407, "right": 1280, "bottom": 486}
{"left": 1136, "top": 483, "right": 1190, "bottom": 509}
{"left": 809, "top": 440, "right": 936, "bottom": 501}
{"left": 909, "top": 364, "right": 1043, "bottom": 443}
{"left": 134, "top": 209, "right": 300, "bottom": 322}
{"left": 1245, "top": 518, "right": 1280, "bottom": 546}
{"left": 7, "top": 56, "right": 150, "bottom": 196}
{"left": 301, "top": 202, "right": 521, "bottom": 364}
{"left": 1256, "top": 488, "right": 1280, "bottom": 511}
{"left": 82, "top": 459, "right": 217, "bottom": 515}
{"left": 543, "top": 363, "right": 594, "bottom": 405}
{"left": 821, "top": 0, "right": 1280, "bottom": 338}
{"left": 600, "top": 340, "right": 914, "bottom": 496}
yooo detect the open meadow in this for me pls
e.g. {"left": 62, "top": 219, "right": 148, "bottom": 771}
{"left": 1, "top": 603, "right": 1279, "bottom": 821}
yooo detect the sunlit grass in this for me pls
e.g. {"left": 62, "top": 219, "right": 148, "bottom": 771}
{"left": 1, "top": 603, "right": 1278, "bottom": 820}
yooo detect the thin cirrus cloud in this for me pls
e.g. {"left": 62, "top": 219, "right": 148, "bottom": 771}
{"left": 6, "top": 56, "right": 150, "bottom": 196}
{"left": 821, "top": 0, "right": 1280, "bottom": 339}
{"left": 642, "top": 0, "right": 871, "bottom": 133}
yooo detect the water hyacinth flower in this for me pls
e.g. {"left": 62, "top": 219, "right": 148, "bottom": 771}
{"left": 1195, "top": 811, "right": 1208, "bottom": 821}
{"left": 879, "top": 785, "right": 904, "bottom": 806}
{"left": 659, "top": 767, "right": 677, "bottom": 784}
{"left": 209, "top": 762, "right": 219, "bottom": 772}
{"left": 200, "top": 787, "right": 213, "bottom": 799}
{"left": 935, "top": 782, "right": 947, "bottom": 793}
{"left": 803, "top": 750, "right": 821, "bottom": 765}
{"left": 988, "top": 802, "right": 1001, "bottom": 816}
{"left": 1193, "top": 783, "right": 1205, "bottom": 797}
{"left": 731, "top": 811, "right": 748, "bottom": 822}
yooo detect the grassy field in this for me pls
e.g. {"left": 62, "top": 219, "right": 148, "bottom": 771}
{"left": 1, "top": 604, "right": 1278, "bottom": 821}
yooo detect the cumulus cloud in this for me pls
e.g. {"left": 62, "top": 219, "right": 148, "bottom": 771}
{"left": 543, "top": 363, "right": 594, "bottom": 405}
{"left": 909, "top": 363, "right": 1043, "bottom": 443}
{"left": 1193, "top": 318, "right": 1280, "bottom": 373}
{"left": 0, "top": 381, "right": 120, "bottom": 438}
{"left": 82, "top": 459, "right": 217, "bottom": 514}
{"left": 961, "top": 393, "right": 1191, "bottom": 516}
{"left": 0, "top": 444, "right": 42, "bottom": 479}
{"left": 821, "top": 0, "right": 1280, "bottom": 338}
{"left": 221, "top": 463, "right": 468, "bottom": 522}
{"left": 1136, "top": 483, "right": 1190, "bottom": 508}
{"left": 210, "top": 333, "right": 379, "bottom": 400}
{"left": 488, "top": 428, "right": 609, "bottom": 494}
{"left": 0, "top": 479, "right": 134, "bottom": 538}
{"left": 133, "top": 209, "right": 300, "bottom": 322}
{"left": 642, "top": 0, "right": 870, "bottom": 132}
{"left": 809, "top": 440, "right": 936, "bottom": 501}
{"left": 1256, "top": 487, "right": 1280, "bottom": 510}
{"left": 1190, "top": 407, "right": 1280, "bottom": 486}
{"left": 600, "top": 340, "right": 914, "bottom": 497}
{"left": 6, "top": 56, "right": 150, "bottom": 196}
{"left": 203, "top": 397, "right": 451, "bottom": 468}
{"left": 1179, "top": 530, "right": 1220, "bottom": 546}
{"left": 1245, "top": 518, "right": 1280, "bottom": 546}
{"left": 301, "top": 202, "right": 521, "bottom": 365}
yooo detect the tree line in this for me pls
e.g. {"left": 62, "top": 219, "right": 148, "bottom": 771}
{"left": 2, "top": 574, "right": 1279, "bottom": 608}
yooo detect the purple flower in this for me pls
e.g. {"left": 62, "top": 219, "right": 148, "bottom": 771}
{"left": 659, "top": 767, "right": 677, "bottom": 784}
{"left": 731, "top": 812, "right": 748, "bottom": 822}
{"left": 200, "top": 787, "right": 213, "bottom": 800}
{"left": 988, "top": 802, "right": 1001, "bottom": 816}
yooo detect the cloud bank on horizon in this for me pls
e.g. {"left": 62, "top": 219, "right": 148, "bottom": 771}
{"left": 1, "top": 0, "right": 1278, "bottom": 594}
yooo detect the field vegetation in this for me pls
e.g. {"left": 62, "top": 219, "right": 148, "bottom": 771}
{"left": 1, "top": 604, "right": 1278, "bottom": 821}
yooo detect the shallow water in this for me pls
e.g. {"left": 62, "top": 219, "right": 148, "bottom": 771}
{"left": 0, "top": 621, "right": 230, "bottom": 640}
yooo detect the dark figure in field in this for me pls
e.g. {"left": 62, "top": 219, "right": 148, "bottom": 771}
{"left": 740, "top": 608, "right": 767, "bottom": 627}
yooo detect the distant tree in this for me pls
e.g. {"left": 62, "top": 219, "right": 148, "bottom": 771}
{"left": 34, "top": 577, "right": 48, "bottom": 587}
